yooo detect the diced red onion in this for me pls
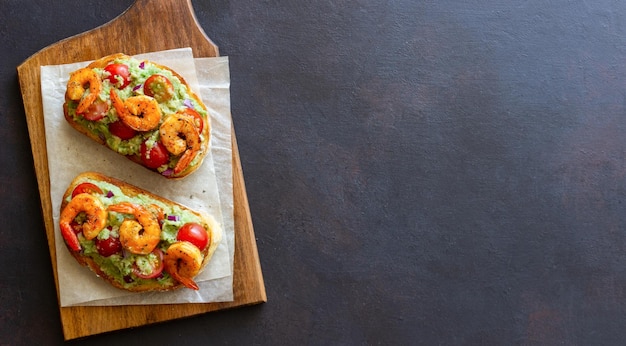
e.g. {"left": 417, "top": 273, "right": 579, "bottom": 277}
{"left": 139, "top": 61, "right": 145, "bottom": 69}
{"left": 106, "top": 191, "right": 114, "bottom": 198}
{"left": 167, "top": 215, "right": 179, "bottom": 222}
{"left": 161, "top": 168, "right": 173, "bottom": 177}
{"left": 132, "top": 84, "right": 142, "bottom": 92}
{"left": 184, "top": 99, "right": 194, "bottom": 109}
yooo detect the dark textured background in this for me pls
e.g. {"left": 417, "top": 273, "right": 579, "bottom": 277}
{"left": 2, "top": 0, "right": 626, "bottom": 344}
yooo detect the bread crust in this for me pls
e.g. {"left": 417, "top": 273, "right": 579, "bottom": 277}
{"left": 60, "top": 172, "right": 222, "bottom": 292}
{"left": 63, "top": 53, "right": 210, "bottom": 179}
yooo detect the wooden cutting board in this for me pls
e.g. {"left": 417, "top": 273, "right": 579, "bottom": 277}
{"left": 17, "top": 0, "right": 266, "bottom": 340}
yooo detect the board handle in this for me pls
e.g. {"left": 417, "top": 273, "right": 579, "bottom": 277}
{"left": 117, "top": 0, "right": 219, "bottom": 57}
{"left": 19, "top": 0, "right": 218, "bottom": 67}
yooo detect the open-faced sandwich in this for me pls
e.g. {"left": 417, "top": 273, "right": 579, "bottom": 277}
{"left": 63, "top": 53, "right": 210, "bottom": 179}
{"left": 59, "top": 172, "right": 222, "bottom": 291}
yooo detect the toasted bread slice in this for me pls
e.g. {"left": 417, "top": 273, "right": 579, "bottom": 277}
{"left": 59, "top": 172, "right": 222, "bottom": 291}
{"left": 63, "top": 53, "right": 210, "bottom": 179}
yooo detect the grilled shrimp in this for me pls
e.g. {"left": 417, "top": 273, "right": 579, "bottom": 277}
{"left": 159, "top": 113, "right": 200, "bottom": 174}
{"left": 164, "top": 241, "right": 203, "bottom": 290}
{"left": 107, "top": 202, "right": 161, "bottom": 255}
{"left": 66, "top": 68, "right": 102, "bottom": 114}
{"left": 59, "top": 193, "right": 108, "bottom": 251}
{"left": 110, "top": 89, "right": 162, "bottom": 131}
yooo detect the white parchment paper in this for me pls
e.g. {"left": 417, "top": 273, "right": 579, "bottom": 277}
{"left": 40, "top": 48, "right": 234, "bottom": 306}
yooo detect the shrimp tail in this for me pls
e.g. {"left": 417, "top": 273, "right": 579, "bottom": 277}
{"left": 171, "top": 272, "right": 199, "bottom": 290}
{"left": 173, "top": 149, "right": 198, "bottom": 175}
{"left": 76, "top": 93, "right": 96, "bottom": 114}
{"left": 107, "top": 202, "right": 135, "bottom": 214}
{"left": 110, "top": 89, "right": 127, "bottom": 118}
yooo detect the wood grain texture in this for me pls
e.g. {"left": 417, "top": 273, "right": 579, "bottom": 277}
{"left": 17, "top": 0, "right": 265, "bottom": 340}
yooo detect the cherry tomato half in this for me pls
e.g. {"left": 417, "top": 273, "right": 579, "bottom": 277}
{"left": 177, "top": 223, "right": 209, "bottom": 250}
{"left": 140, "top": 140, "right": 169, "bottom": 169}
{"left": 182, "top": 108, "right": 204, "bottom": 133}
{"left": 109, "top": 120, "right": 137, "bottom": 140}
{"left": 71, "top": 182, "right": 103, "bottom": 198}
{"left": 104, "top": 63, "right": 131, "bottom": 89}
{"left": 133, "top": 248, "right": 164, "bottom": 279}
{"left": 79, "top": 100, "right": 108, "bottom": 121}
{"left": 95, "top": 236, "right": 122, "bottom": 257}
{"left": 144, "top": 74, "right": 174, "bottom": 102}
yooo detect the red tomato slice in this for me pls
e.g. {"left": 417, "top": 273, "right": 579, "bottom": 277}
{"left": 140, "top": 141, "right": 169, "bottom": 169}
{"left": 71, "top": 182, "right": 103, "bottom": 198}
{"left": 133, "top": 248, "right": 164, "bottom": 279}
{"left": 95, "top": 236, "right": 122, "bottom": 257}
{"left": 144, "top": 74, "right": 174, "bottom": 102}
{"left": 79, "top": 100, "right": 109, "bottom": 121}
{"left": 109, "top": 120, "right": 137, "bottom": 140}
{"left": 104, "top": 63, "right": 131, "bottom": 89}
{"left": 177, "top": 223, "right": 209, "bottom": 250}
